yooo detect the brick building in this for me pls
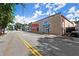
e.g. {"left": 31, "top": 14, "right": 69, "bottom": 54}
{"left": 31, "top": 14, "right": 76, "bottom": 35}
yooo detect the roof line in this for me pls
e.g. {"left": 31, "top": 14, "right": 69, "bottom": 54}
{"left": 34, "top": 13, "right": 61, "bottom": 22}
{"left": 32, "top": 13, "right": 74, "bottom": 25}
{"left": 60, "top": 15, "right": 74, "bottom": 24}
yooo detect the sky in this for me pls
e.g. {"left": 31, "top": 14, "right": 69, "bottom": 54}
{"left": 14, "top": 3, "right": 79, "bottom": 24}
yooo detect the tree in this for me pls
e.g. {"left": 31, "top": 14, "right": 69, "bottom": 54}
{"left": 22, "top": 24, "right": 27, "bottom": 31}
{"left": 15, "top": 23, "right": 22, "bottom": 30}
{"left": 7, "top": 24, "right": 14, "bottom": 30}
{"left": 0, "top": 3, "right": 15, "bottom": 33}
{"left": 0, "top": 3, "right": 25, "bottom": 33}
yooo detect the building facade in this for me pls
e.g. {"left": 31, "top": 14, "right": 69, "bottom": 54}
{"left": 31, "top": 14, "right": 76, "bottom": 35}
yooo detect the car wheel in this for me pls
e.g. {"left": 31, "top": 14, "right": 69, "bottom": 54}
{"left": 70, "top": 33, "right": 78, "bottom": 37}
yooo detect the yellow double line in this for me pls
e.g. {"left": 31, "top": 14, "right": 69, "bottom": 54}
{"left": 16, "top": 35, "right": 42, "bottom": 56}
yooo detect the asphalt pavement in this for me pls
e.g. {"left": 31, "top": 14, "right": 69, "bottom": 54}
{"left": 0, "top": 31, "right": 79, "bottom": 56}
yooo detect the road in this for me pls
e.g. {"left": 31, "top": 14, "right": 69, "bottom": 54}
{"left": 0, "top": 31, "right": 44, "bottom": 56}
{"left": 0, "top": 31, "right": 79, "bottom": 56}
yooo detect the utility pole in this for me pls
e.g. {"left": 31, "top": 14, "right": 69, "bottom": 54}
{"left": 47, "top": 6, "right": 52, "bottom": 34}
{"left": 21, "top": 5, "right": 25, "bottom": 31}
{"left": 49, "top": 6, "right": 52, "bottom": 16}
{"left": 75, "top": 17, "right": 77, "bottom": 22}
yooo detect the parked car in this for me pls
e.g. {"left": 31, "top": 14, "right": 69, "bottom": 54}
{"left": 66, "top": 27, "right": 75, "bottom": 33}
{"left": 70, "top": 31, "right": 79, "bottom": 37}
{"left": 65, "top": 27, "right": 76, "bottom": 36}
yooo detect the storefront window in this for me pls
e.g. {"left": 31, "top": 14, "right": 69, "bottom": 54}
{"left": 43, "top": 22, "right": 50, "bottom": 33}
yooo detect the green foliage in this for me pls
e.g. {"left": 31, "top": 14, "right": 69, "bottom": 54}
{"left": 15, "top": 23, "right": 22, "bottom": 30}
{"left": 7, "top": 24, "right": 14, "bottom": 30}
{"left": 14, "top": 23, "right": 27, "bottom": 31}
{"left": 0, "top": 3, "right": 26, "bottom": 33}
{"left": 0, "top": 3, "right": 16, "bottom": 29}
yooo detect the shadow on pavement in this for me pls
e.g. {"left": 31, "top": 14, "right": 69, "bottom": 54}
{"left": 36, "top": 36, "right": 79, "bottom": 56}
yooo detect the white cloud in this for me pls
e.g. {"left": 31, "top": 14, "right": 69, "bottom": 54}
{"left": 32, "top": 10, "right": 43, "bottom": 19}
{"left": 15, "top": 10, "right": 44, "bottom": 24}
{"left": 75, "top": 10, "right": 79, "bottom": 17}
{"left": 15, "top": 15, "right": 24, "bottom": 24}
{"left": 67, "top": 6, "right": 76, "bottom": 13}
{"left": 45, "top": 3, "right": 66, "bottom": 16}
{"left": 76, "top": 10, "right": 79, "bottom": 14}
{"left": 46, "top": 3, "right": 53, "bottom": 8}
{"left": 45, "top": 3, "right": 66, "bottom": 11}
{"left": 15, "top": 15, "right": 37, "bottom": 24}
{"left": 33, "top": 3, "right": 66, "bottom": 17}
{"left": 46, "top": 11, "right": 55, "bottom": 15}
{"left": 15, "top": 3, "right": 67, "bottom": 24}
{"left": 66, "top": 6, "right": 79, "bottom": 21}
{"left": 35, "top": 10, "right": 43, "bottom": 15}
{"left": 66, "top": 14, "right": 74, "bottom": 19}
{"left": 53, "top": 3, "right": 66, "bottom": 11}
{"left": 34, "top": 3, "right": 40, "bottom": 9}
